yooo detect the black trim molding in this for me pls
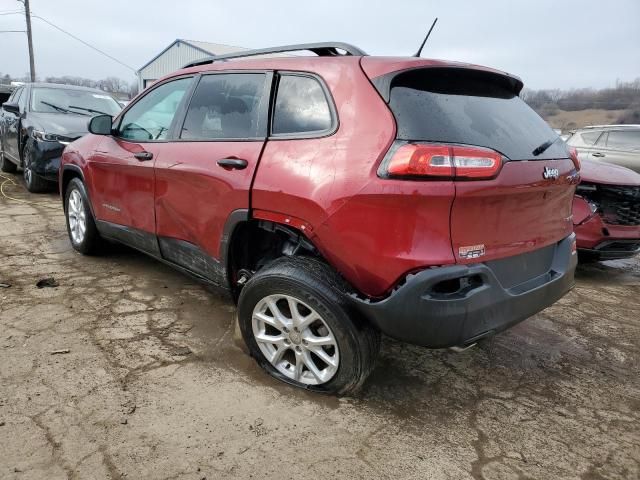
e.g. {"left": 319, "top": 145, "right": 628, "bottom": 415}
{"left": 92, "top": 211, "right": 250, "bottom": 294}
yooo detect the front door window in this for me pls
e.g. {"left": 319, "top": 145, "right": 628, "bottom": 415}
{"left": 118, "top": 78, "right": 192, "bottom": 141}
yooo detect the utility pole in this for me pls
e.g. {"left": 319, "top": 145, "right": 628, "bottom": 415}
{"left": 22, "top": 0, "right": 36, "bottom": 81}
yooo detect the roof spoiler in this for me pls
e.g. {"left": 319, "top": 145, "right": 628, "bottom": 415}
{"left": 370, "top": 66, "right": 525, "bottom": 103}
{"left": 183, "top": 42, "right": 368, "bottom": 69}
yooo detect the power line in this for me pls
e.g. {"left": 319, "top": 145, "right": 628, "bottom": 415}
{"left": 30, "top": 13, "right": 137, "bottom": 73}
{"left": 0, "top": 30, "right": 25, "bottom": 33}
{"left": 0, "top": 10, "right": 24, "bottom": 15}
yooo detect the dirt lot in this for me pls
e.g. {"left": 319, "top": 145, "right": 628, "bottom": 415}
{"left": 544, "top": 108, "right": 628, "bottom": 132}
{"left": 0, "top": 174, "right": 639, "bottom": 480}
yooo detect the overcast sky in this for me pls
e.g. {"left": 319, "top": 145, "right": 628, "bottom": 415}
{"left": 1, "top": 0, "right": 639, "bottom": 90}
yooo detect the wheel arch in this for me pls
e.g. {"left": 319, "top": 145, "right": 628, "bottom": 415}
{"left": 60, "top": 165, "right": 96, "bottom": 218}
{"left": 224, "top": 213, "right": 340, "bottom": 302}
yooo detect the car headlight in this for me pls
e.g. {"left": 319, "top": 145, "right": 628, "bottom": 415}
{"left": 576, "top": 183, "right": 599, "bottom": 213}
{"left": 31, "top": 130, "right": 73, "bottom": 145}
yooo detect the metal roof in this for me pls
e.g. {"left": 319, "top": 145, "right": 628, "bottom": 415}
{"left": 138, "top": 39, "right": 247, "bottom": 73}
{"left": 183, "top": 40, "right": 248, "bottom": 56}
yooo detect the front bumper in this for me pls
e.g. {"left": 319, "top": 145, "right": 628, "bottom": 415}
{"left": 29, "top": 139, "right": 64, "bottom": 181}
{"left": 575, "top": 213, "right": 640, "bottom": 260}
{"left": 579, "top": 240, "right": 640, "bottom": 260}
{"left": 351, "top": 234, "right": 577, "bottom": 348}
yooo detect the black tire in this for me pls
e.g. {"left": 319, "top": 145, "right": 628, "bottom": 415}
{"left": 64, "top": 177, "right": 104, "bottom": 255}
{"left": 0, "top": 147, "right": 17, "bottom": 173}
{"left": 22, "top": 141, "right": 51, "bottom": 193}
{"left": 238, "top": 256, "right": 380, "bottom": 395}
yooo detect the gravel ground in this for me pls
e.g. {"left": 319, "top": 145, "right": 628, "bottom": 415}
{"left": 0, "top": 173, "right": 639, "bottom": 480}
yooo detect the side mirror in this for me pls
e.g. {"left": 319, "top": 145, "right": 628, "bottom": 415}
{"left": 88, "top": 114, "right": 113, "bottom": 135}
{"left": 2, "top": 102, "right": 19, "bottom": 115}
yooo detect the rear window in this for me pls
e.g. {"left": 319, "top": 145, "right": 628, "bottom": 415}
{"left": 387, "top": 69, "right": 568, "bottom": 160}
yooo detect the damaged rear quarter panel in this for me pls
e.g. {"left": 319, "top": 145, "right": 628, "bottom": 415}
{"left": 252, "top": 58, "right": 455, "bottom": 297}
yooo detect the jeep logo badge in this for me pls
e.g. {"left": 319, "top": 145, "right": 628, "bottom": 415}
{"left": 543, "top": 166, "right": 559, "bottom": 180}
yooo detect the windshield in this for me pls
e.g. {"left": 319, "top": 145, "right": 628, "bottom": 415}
{"left": 31, "top": 87, "right": 122, "bottom": 116}
{"left": 387, "top": 68, "right": 569, "bottom": 161}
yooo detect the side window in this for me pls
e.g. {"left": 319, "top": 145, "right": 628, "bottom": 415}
{"left": 17, "top": 88, "right": 28, "bottom": 111}
{"left": 181, "top": 74, "right": 266, "bottom": 139}
{"left": 595, "top": 132, "right": 608, "bottom": 146}
{"left": 11, "top": 88, "right": 23, "bottom": 108}
{"left": 7, "top": 88, "right": 20, "bottom": 103}
{"left": 272, "top": 75, "right": 333, "bottom": 135}
{"left": 606, "top": 131, "right": 640, "bottom": 150}
{"left": 118, "top": 77, "right": 191, "bottom": 141}
{"left": 580, "top": 131, "right": 601, "bottom": 146}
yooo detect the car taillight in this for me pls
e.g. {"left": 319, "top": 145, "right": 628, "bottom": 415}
{"left": 381, "top": 143, "right": 503, "bottom": 180}
{"left": 569, "top": 146, "right": 581, "bottom": 171}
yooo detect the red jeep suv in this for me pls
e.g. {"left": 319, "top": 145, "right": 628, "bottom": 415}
{"left": 60, "top": 43, "right": 580, "bottom": 394}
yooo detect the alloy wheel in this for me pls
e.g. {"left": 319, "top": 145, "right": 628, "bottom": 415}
{"left": 23, "top": 163, "right": 32, "bottom": 185}
{"left": 67, "top": 189, "right": 87, "bottom": 244}
{"left": 252, "top": 294, "right": 340, "bottom": 385}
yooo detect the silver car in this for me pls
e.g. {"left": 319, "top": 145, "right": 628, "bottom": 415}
{"left": 566, "top": 125, "right": 640, "bottom": 173}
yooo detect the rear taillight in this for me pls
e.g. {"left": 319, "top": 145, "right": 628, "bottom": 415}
{"left": 381, "top": 143, "right": 503, "bottom": 180}
{"left": 569, "top": 146, "right": 581, "bottom": 171}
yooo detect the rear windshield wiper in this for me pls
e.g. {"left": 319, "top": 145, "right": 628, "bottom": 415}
{"left": 68, "top": 105, "right": 109, "bottom": 115}
{"left": 40, "top": 101, "right": 76, "bottom": 114}
{"left": 532, "top": 136, "right": 560, "bottom": 156}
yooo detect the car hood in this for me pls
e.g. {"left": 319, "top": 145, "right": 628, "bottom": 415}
{"left": 579, "top": 158, "right": 640, "bottom": 186}
{"left": 30, "top": 112, "right": 91, "bottom": 139}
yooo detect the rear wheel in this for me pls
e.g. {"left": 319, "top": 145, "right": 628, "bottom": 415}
{"left": 238, "top": 256, "right": 380, "bottom": 395}
{"left": 22, "top": 141, "right": 50, "bottom": 193}
{"left": 65, "top": 178, "right": 103, "bottom": 255}
{"left": 0, "top": 147, "right": 17, "bottom": 173}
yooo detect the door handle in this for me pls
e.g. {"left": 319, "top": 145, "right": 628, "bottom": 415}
{"left": 592, "top": 152, "right": 605, "bottom": 158}
{"left": 134, "top": 151, "right": 153, "bottom": 161}
{"left": 217, "top": 158, "right": 248, "bottom": 170}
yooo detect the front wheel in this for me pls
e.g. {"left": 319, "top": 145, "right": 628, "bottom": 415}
{"left": 22, "top": 141, "right": 51, "bottom": 193}
{"left": 238, "top": 256, "right": 380, "bottom": 395}
{"left": 65, "top": 178, "right": 103, "bottom": 255}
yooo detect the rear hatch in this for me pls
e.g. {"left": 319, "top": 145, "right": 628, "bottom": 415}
{"left": 370, "top": 65, "right": 578, "bottom": 264}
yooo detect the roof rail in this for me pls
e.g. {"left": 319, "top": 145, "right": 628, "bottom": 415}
{"left": 580, "top": 124, "right": 640, "bottom": 129}
{"left": 182, "top": 42, "right": 368, "bottom": 68}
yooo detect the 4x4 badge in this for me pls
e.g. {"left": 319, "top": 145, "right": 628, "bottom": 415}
{"left": 543, "top": 166, "right": 559, "bottom": 180}
{"left": 459, "top": 244, "right": 485, "bottom": 259}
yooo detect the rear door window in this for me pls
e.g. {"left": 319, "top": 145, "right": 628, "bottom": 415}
{"left": 595, "top": 132, "right": 608, "bottom": 146}
{"left": 387, "top": 68, "right": 568, "bottom": 160}
{"left": 606, "top": 130, "right": 640, "bottom": 150}
{"left": 272, "top": 75, "right": 333, "bottom": 136}
{"left": 581, "top": 131, "right": 602, "bottom": 145}
{"left": 180, "top": 73, "right": 267, "bottom": 140}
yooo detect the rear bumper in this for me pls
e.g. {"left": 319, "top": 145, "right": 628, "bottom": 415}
{"left": 575, "top": 214, "right": 640, "bottom": 260}
{"left": 351, "top": 234, "right": 577, "bottom": 348}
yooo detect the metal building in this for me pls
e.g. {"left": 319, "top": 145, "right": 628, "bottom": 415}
{"left": 137, "top": 39, "right": 247, "bottom": 91}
